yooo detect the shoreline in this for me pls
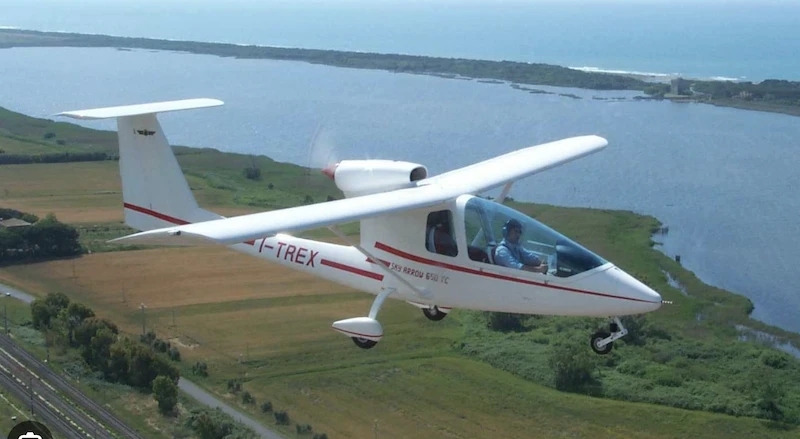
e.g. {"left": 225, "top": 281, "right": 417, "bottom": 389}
{"left": 1, "top": 28, "right": 798, "bottom": 119}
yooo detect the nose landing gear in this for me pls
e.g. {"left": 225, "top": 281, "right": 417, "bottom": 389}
{"left": 590, "top": 316, "right": 628, "bottom": 355}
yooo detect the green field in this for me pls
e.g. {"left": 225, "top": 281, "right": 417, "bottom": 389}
{"left": 1, "top": 106, "right": 799, "bottom": 438}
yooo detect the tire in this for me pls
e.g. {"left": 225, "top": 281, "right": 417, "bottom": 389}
{"left": 422, "top": 306, "right": 447, "bottom": 321}
{"left": 352, "top": 337, "right": 378, "bottom": 349}
{"left": 590, "top": 331, "right": 613, "bottom": 355}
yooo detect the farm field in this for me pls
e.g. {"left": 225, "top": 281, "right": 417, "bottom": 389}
{"left": 3, "top": 250, "right": 799, "bottom": 439}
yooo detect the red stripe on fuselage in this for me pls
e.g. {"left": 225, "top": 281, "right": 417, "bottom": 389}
{"left": 321, "top": 259, "right": 384, "bottom": 281}
{"left": 374, "top": 242, "right": 656, "bottom": 304}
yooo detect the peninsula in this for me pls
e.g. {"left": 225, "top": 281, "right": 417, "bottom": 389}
{"left": 2, "top": 28, "right": 799, "bottom": 117}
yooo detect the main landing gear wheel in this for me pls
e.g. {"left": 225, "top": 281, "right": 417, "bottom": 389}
{"left": 422, "top": 306, "right": 447, "bottom": 321}
{"left": 352, "top": 337, "right": 378, "bottom": 350}
{"left": 590, "top": 331, "right": 613, "bottom": 355}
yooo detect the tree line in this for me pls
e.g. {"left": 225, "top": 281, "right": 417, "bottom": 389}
{"left": 31, "top": 293, "right": 181, "bottom": 414}
{"left": 0, "top": 151, "right": 113, "bottom": 165}
{"left": 692, "top": 79, "right": 800, "bottom": 106}
{"left": 0, "top": 212, "right": 83, "bottom": 264}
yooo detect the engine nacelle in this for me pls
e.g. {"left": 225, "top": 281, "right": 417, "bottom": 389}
{"left": 324, "top": 160, "right": 428, "bottom": 197}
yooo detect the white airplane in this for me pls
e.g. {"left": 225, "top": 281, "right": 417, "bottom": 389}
{"left": 58, "top": 98, "right": 663, "bottom": 354}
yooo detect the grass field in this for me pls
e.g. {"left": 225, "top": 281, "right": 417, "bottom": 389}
{"left": 2, "top": 253, "right": 799, "bottom": 439}
{"left": 2, "top": 106, "right": 799, "bottom": 438}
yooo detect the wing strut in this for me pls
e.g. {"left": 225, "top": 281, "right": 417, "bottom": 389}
{"left": 496, "top": 182, "right": 514, "bottom": 204}
{"left": 327, "top": 226, "right": 433, "bottom": 301}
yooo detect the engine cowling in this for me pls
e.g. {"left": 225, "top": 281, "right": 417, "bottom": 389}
{"left": 323, "top": 160, "right": 428, "bottom": 197}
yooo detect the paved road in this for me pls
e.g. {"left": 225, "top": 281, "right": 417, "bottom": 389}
{"left": 178, "top": 379, "right": 284, "bottom": 439}
{"left": 0, "top": 282, "right": 36, "bottom": 303}
{"left": 1, "top": 282, "right": 285, "bottom": 439}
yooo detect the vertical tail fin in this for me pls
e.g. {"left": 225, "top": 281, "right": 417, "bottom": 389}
{"left": 58, "top": 99, "right": 224, "bottom": 231}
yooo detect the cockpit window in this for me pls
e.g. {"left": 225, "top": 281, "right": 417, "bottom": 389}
{"left": 464, "top": 197, "right": 606, "bottom": 277}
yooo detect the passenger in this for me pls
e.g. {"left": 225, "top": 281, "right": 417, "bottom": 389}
{"left": 426, "top": 211, "right": 458, "bottom": 257}
{"left": 495, "top": 219, "right": 548, "bottom": 273}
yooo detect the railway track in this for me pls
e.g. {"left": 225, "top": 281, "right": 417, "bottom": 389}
{"left": 0, "top": 333, "right": 145, "bottom": 439}
{"left": 0, "top": 364, "right": 83, "bottom": 439}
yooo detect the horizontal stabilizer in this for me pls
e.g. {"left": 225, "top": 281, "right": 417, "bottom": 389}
{"left": 110, "top": 228, "right": 220, "bottom": 246}
{"left": 57, "top": 98, "right": 223, "bottom": 120}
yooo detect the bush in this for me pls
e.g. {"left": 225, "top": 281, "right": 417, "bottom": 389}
{"left": 616, "top": 358, "right": 647, "bottom": 378}
{"left": 260, "top": 401, "right": 272, "bottom": 413}
{"left": 549, "top": 340, "right": 600, "bottom": 394}
{"left": 274, "top": 410, "right": 290, "bottom": 425}
{"left": 186, "top": 408, "right": 258, "bottom": 439}
{"left": 242, "top": 391, "right": 255, "bottom": 405}
{"left": 761, "top": 351, "right": 789, "bottom": 369}
{"left": 152, "top": 375, "right": 178, "bottom": 415}
{"left": 243, "top": 166, "right": 261, "bottom": 180}
{"left": 30, "top": 293, "right": 71, "bottom": 330}
{"left": 486, "top": 312, "right": 526, "bottom": 332}
{"left": 296, "top": 423, "right": 313, "bottom": 434}
{"left": 227, "top": 379, "right": 242, "bottom": 393}
{"left": 168, "top": 347, "right": 181, "bottom": 362}
{"left": 192, "top": 361, "right": 208, "bottom": 377}
{"left": 313, "top": 434, "right": 328, "bottom": 439}
{"left": 140, "top": 330, "right": 156, "bottom": 345}
{"left": 648, "top": 367, "right": 683, "bottom": 387}
{"left": 153, "top": 338, "right": 168, "bottom": 353}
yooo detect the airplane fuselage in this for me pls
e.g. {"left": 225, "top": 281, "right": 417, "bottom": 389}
{"left": 229, "top": 233, "right": 661, "bottom": 317}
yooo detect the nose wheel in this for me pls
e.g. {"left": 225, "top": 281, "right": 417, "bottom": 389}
{"left": 590, "top": 331, "right": 613, "bottom": 354}
{"left": 589, "top": 317, "right": 628, "bottom": 355}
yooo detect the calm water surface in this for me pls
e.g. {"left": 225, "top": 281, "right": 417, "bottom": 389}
{"left": 0, "top": 47, "right": 798, "bottom": 333}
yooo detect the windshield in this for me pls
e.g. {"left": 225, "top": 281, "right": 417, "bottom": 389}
{"left": 464, "top": 197, "right": 607, "bottom": 277}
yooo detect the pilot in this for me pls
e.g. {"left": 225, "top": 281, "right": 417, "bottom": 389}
{"left": 426, "top": 211, "right": 458, "bottom": 257}
{"left": 495, "top": 219, "right": 548, "bottom": 273}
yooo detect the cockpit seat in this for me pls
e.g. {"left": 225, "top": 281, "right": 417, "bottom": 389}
{"left": 467, "top": 246, "right": 490, "bottom": 263}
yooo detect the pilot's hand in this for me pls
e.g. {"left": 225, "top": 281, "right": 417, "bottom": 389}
{"left": 523, "top": 264, "right": 548, "bottom": 273}
{"left": 536, "top": 263, "right": 548, "bottom": 274}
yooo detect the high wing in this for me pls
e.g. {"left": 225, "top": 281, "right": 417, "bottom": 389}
{"left": 112, "top": 135, "right": 606, "bottom": 246}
